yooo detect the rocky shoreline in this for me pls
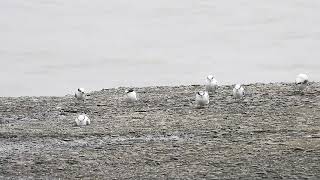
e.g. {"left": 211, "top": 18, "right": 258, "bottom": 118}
{"left": 0, "top": 82, "right": 320, "bottom": 179}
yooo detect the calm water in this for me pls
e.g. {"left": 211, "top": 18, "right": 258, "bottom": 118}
{"left": 1, "top": 0, "right": 320, "bottom": 96}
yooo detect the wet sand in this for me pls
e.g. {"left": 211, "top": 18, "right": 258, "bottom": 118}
{"left": 0, "top": 83, "right": 320, "bottom": 179}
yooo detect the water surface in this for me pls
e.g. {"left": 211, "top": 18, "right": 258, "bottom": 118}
{"left": 1, "top": 0, "right": 320, "bottom": 96}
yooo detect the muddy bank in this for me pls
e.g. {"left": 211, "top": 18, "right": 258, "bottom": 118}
{"left": 0, "top": 83, "right": 320, "bottom": 179}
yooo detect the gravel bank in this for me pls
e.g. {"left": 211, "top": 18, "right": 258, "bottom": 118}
{"left": 0, "top": 83, "right": 320, "bottom": 179}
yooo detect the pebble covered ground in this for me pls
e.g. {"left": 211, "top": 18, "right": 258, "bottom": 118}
{"left": 0, "top": 83, "right": 320, "bottom": 179}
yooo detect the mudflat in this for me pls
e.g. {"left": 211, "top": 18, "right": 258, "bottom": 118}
{"left": 0, "top": 83, "right": 320, "bottom": 179}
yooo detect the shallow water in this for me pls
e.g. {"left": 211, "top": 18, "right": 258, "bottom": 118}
{"left": 1, "top": 0, "right": 320, "bottom": 96}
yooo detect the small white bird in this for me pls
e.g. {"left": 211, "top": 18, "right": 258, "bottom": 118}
{"left": 75, "top": 114, "right": 91, "bottom": 126}
{"left": 295, "top": 73, "right": 309, "bottom": 92}
{"left": 75, "top": 88, "right": 85, "bottom": 101}
{"left": 125, "top": 89, "right": 137, "bottom": 103}
{"left": 233, "top": 84, "right": 245, "bottom": 99}
{"left": 195, "top": 91, "right": 209, "bottom": 107}
{"left": 205, "top": 75, "right": 218, "bottom": 93}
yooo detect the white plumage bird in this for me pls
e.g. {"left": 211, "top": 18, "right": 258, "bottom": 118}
{"left": 195, "top": 91, "right": 209, "bottom": 107}
{"left": 233, "top": 84, "right": 245, "bottom": 99}
{"left": 75, "top": 88, "right": 85, "bottom": 101}
{"left": 125, "top": 89, "right": 137, "bottom": 103}
{"left": 75, "top": 114, "right": 91, "bottom": 126}
{"left": 205, "top": 75, "right": 218, "bottom": 93}
{"left": 295, "top": 73, "right": 309, "bottom": 92}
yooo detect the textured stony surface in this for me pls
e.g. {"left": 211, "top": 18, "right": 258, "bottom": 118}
{"left": 0, "top": 83, "right": 320, "bottom": 179}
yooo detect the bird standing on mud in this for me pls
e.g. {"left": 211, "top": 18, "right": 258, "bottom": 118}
{"left": 195, "top": 91, "right": 209, "bottom": 107}
{"left": 75, "top": 88, "right": 86, "bottom": 101}
{"left": 125, "top": 89, "right": 137, "bottom": 103}
{"left": 205, "top": 75, "right": 218, "bottom": 93}
{"left": 233, "top": 84, "right": 245, "bottom": 99}
{"left": 75, "top": 114, "right": 91, "bottom": 126}
{"left": 295, "top": 73, "right": 309, "bottom": 92}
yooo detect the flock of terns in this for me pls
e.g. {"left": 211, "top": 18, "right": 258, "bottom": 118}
{"left": 74, "top": 73, "right": 309, "bottom": 126}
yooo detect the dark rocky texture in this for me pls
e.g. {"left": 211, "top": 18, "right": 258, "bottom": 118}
{"left": 0, "top": 83, "right": 320, "bottom": 179}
